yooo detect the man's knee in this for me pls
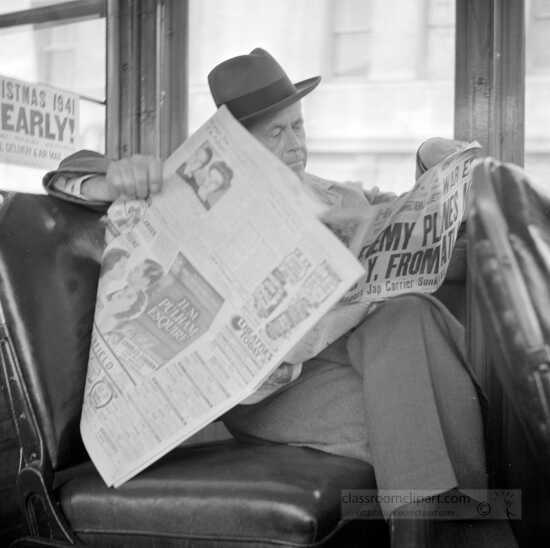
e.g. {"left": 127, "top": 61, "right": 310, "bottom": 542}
{"left": 383, "top": 293, "right": 436, "bottom": 314}
{"left": 365, "top": 293, "right": 438, "bottom": 329}
{"left": 346, "top": 294, "right": 445, "bottom": 368}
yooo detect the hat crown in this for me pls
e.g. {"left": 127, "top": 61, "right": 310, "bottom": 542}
{"left": 207, "top": 47, "right": 320, "bottom": 122}
{"left": 208, "top": 48, "right": 294, "bottom": 108}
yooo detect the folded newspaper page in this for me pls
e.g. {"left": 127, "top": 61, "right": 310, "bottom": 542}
{"left": 81, "top": 106, "right": 365, "bottom": 487}
{"left": 282, "top": 141, "right": 481, "bottom": 365}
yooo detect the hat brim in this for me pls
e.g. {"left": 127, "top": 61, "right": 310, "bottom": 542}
{"left": 42, "top": 150, "right": 109, "bottom": 190}
{"left": 238, "top": 75, "right": 321, "bottom": 124}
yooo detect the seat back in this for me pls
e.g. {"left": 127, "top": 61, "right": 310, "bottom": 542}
{"left": 434, "top": 233, "right": 467, "bottom": 324}
{"left": 469, "top": 158, "right": 550, "bottom": 455}
{"left": 468, "top": 158, "right": 550, "bottom": 544}
{"left": 0, "top": 193, "right": 104, "bottom": 472}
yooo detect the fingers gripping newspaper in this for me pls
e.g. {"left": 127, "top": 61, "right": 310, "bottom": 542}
{"left": 81, "top": 106, "right": 365, "bottom": 487}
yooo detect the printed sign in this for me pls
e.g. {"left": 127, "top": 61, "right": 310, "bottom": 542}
{"left": 0, "top": 74, "right": 79, "bottom": 168}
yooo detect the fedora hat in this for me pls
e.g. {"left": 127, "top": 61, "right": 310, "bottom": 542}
{"left": 208, "top": 47, "right": 321, "bottom": 124}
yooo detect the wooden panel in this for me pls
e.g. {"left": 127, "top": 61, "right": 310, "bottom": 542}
{"left": 455, "top": 0, "right": 525, "bottom": 163}
{"left": 455, "top": 0, "right": 493, "bottom": 152}
{"left": 158, "top": 0, "right": 189, "bottom": 158}
{"left": 490, "top": 0, "right": 525, "bottom": 165}
{"left": 457, "top": 0, "right": 526, "bottom": 385}
{"left": 107, "top": 0, "right": 140, "bottom": 158}
{"left": 138, "top": 0, "right": 158, "bottom": 155}
{"left": 106, "top": 0, "right": 121, "bottom": 158}
{"left": 106, "top": 0, "right": 189, "bottom": 159}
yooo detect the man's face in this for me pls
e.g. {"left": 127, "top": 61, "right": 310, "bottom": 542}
{"left": 208, "top": 167, "right": 226, "bottom": 190}
{"left": 248, "top": 102, "right": 307, "bottom": 180}
{"left": 186, "top": 147, "right": 210, "bottom": 175}
{"left": 198, "top": 168, "right": 220, "bottom": 195}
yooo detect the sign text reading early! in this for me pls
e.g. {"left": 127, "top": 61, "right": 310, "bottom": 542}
{"left": 1, "top": 78, "right": 76, "bottom": 143}
{"left": 0, "top": 75, "right": 79, "bottom": 168}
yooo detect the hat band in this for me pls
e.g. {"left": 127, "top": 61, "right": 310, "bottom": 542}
{"left": 224, "top": 77, "right": 296, "bottom": 120}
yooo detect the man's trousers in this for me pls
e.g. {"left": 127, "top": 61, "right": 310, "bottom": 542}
{"left": 223, "top": 294, "right": 487, "bottom": 518}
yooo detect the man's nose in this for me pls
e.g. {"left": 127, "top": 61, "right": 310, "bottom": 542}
{"left": 283, "top": 128, "right": 302, "bottom": 151}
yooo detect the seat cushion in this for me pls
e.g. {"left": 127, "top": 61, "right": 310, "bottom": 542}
{"left": 58, "top": 441, "right": 380, "bottom": 546}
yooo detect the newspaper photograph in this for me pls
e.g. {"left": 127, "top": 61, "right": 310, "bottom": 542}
{"left": 80, "top": 106, "right": 365, "bottom": 487}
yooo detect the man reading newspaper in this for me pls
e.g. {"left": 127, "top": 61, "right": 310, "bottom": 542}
{"left": 44, "top": 49, "right": 515, "bottom": 547}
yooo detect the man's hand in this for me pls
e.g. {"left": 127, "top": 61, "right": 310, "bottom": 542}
{"left": 82, "top": 154, "right": 164, "bottom": 201}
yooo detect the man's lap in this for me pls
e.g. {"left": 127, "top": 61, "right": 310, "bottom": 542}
{"left": 223, "top": 351, "right": 372, "bottom": 462}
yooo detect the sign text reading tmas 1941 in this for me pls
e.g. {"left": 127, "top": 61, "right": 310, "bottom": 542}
{"left": 0, "top": 75, "right": 79, "bottom": 169}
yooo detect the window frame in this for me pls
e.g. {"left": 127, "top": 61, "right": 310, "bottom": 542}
{"left": 0, "top": 1, "right": 107, "bottom": 107}
{"left": 106, "top": 0, "right": 188, "bottom": 160}
{"left": 0, "top": 0, "right": 105, "bottom": 29}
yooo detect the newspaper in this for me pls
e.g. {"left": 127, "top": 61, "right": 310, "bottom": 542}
{"left": 80, "top": 106, "right": 365, "bottom": 487}
{"left": 283, "top": 141, "right": 481, "bottom": 364}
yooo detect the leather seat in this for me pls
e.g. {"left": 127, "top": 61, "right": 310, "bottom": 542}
{"left": 57, "top": 442, "right": 379, "bottom": 546}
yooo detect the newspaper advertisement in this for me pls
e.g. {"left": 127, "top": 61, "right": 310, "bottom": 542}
{"left": 80, "top": 106, "right": 365, "bottom": 487}
{"left": 0, "top": 74, "right": 79, "bottom": 168}
{"left": 283, "top": 141, "right": 481, "bottom": 364}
